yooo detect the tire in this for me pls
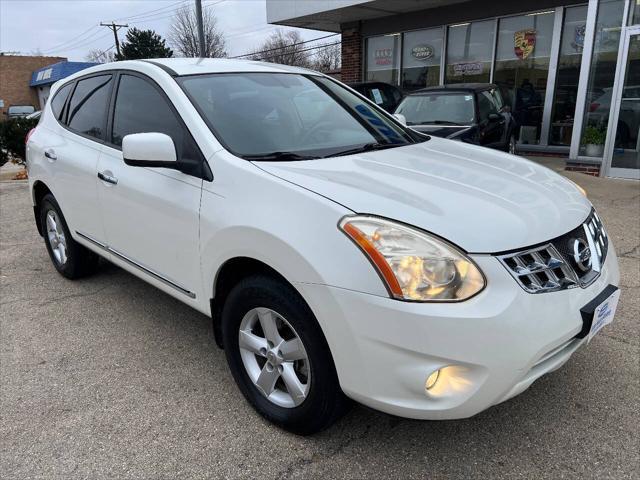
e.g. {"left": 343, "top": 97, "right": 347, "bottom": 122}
{"left": 222, "top": 275, "right": 350, "bottom": 435}
{"left": 40, "top": 194, "right": 99, "bottom": 279}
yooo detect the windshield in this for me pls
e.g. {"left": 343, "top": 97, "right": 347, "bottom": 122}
{"left": 396, "top": 93, "right": 476, "bottom": 126}
{"left": 178, "top": 73, "right": 422, "bottom": 159}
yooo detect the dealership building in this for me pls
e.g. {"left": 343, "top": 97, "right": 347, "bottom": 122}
{"left": 267, "top": 0, "right": 640, "bottom": 179}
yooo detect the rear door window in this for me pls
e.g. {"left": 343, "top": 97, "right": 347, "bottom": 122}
{"left": 67, "top": 75, "right": 113, "bottom": 140}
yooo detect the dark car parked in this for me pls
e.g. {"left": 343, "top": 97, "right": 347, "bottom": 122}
{"left": 394, "top": 84, "right": 517, "bottom": 153}
{"left": 349, "top": 81, "right": 404, "bottom": 113}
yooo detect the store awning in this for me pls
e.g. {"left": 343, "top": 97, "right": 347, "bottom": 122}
{"left": 30, "top": 61, "right": 98, "bottom": 87}
{"left": 267, "top": 0, "right": 468, "bottom": 32}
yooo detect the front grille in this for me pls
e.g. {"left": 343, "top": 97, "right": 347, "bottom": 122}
{"left": 498, "top": 209, "right": 608, "bottom": 294}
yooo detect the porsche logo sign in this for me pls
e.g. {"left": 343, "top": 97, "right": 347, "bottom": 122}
{"left": 514, "top": 29, "right": 536, "bottom": 60}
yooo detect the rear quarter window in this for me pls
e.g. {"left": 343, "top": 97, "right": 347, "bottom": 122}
{"left": 50, "top": 83, "right": 73, "bottom": 121}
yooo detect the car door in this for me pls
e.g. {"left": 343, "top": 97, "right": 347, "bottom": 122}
{"left": 44, "top": 74, "right": 113, "bottom": 245}
{"left": 96, "top": 72, "right": 204, "bottom": 302}
{"left": 476, "top": 89, "right": 506, "bottom": 148}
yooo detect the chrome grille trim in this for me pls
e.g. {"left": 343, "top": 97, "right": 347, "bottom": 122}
{"left": 498, "top": 244, "right": 579, "bottom": 293}
{"left": 498, "top": 209, "right": 608, "bottom": 294}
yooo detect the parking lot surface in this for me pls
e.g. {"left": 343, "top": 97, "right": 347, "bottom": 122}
{"left": 1, "top": 172, "right": 638, "bottom": 479}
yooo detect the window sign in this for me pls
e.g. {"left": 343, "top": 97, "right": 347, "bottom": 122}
{"left": 371, "top": 88, "right": 384, "bottom": 104}
{"left": 366, "top": 35, "right": 400, "bottom": 85}
{"left": 402, "top": 28, "right": 443, "bottom": 90}
{"left": 493, "top": 11, "right": 555, "bottom": 145}
{"left": 445, "top": 20, "right": 494, "bottom": 83}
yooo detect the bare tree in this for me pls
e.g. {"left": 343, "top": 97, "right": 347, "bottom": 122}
{"left": 169, "top": 5, "right": 227, "bottom": 58}
{"left": 311, "top": 42, "right": 341, "bottom": 73}
{"left": 249, "top": 30, "right": 312, "bottom": 68}
{"left": 86, "top": 48, "right": 116, "bottom": 63}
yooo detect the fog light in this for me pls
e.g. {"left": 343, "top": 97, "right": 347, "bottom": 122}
{"left": 425, "top": 369, "right": 441, "bottom": 391}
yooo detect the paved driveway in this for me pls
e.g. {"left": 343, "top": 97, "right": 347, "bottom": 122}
{"left": 1, "top": 173, "right": 638, "bottom": 479}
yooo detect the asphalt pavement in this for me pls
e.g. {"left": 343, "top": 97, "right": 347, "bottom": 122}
{"left": 1, "top": 170, "right": 638, "bottom": 479}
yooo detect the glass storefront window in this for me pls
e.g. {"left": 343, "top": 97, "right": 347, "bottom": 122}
{"left": 402, "top": 28, "right": 443, "bottom": 91}
{"left": 550, "top": 6, "right": 588, "bottom": 146}
{"left": 445, "top": 20, "right": 494, "bottom": 83}
{"left": 632, "top": 0, "right": 640, "bottom": 25}
{"left": 493, "top": 11, "right": 555, "bottom": 146}
{"left": 610, "top": 33, "right": 640, "bottom": 171}
{"left": 365, "top": 34, "right": 400, "bottom": 85}
{"left": 579, "top": 0, "right": 626, "bottom": 157}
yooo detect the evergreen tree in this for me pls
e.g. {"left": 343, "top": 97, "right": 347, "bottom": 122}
{"left": 115, "top": 28, "right": 173, "bottom": 60}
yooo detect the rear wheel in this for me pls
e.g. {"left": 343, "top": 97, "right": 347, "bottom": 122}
{"left": 40, "top": 194, "right": 98, "bottom": 279}
{"left": 222, "top": 275, "right": 350, "bottom": 435}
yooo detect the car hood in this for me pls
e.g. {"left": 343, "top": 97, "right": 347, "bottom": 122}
{"left": 255, "top": 137, "right": 591, "bottom": 253}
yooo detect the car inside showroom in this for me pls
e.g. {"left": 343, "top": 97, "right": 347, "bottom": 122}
{"left": 268, "top": 0, "right": 640, "bottom": 179}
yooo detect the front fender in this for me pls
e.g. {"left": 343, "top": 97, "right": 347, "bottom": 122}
{"left": 199, "top": 153, "right": 391, "bottom": 301}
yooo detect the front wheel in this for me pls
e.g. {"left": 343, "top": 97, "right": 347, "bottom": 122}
{"left": 222, "top": 275, "right": 350, "bottom": 435}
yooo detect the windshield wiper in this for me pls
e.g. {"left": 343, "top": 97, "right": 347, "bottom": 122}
{"left": 243, "top": 151, "right": 320, "bottom": 161}
{"left": 330, "top": 142, "right": 403, "bottom": 158}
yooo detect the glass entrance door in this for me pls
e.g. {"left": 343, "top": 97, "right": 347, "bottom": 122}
{"left": 605, "top": 27, "right": 640, "bottom": 179}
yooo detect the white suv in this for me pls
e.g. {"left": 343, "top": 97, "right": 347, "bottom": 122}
{"left": 26, "top": 59, "right": 620, "bottom": 435}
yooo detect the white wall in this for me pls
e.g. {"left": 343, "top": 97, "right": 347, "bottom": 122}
{"left": 266, "top": 0, "right": 372, "bottom": 23}
{"left": 36, "top": 85, "right": 50, "bottom": 110}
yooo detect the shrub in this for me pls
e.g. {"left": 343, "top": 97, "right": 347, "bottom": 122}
{"left": 0, "top": 117, "right": 39, "bottom": 167}
{"left": 582, "top": 125, "right": 606, "bottom": 145}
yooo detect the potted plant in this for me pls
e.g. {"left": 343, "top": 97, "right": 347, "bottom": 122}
{"left": 583, "top": 126, "right": 606, "bottom": 157}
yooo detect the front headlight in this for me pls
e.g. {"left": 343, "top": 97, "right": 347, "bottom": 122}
{"left": 339, "top": 215, "right": 485, "bottom": 302}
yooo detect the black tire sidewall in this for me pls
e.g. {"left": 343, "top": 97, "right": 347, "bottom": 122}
{"left": 222, "top": 275, "right": 346, "bottom": 434}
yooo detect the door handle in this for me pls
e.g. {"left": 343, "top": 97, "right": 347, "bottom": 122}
{"left": 98, "top": 171, "right": 118, "bottom": 185}
{"left": 44, "top": 149, "right": 57, "bottom": 161}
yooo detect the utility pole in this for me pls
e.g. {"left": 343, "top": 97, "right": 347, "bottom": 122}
{"left": 194, "top": 0, "right": 206, "bottom": 58}
{"left": 100, "top": 22, "right": 128, "bottom": 58}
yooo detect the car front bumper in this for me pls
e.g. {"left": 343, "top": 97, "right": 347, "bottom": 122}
{"left": 295, "top": 245, "right": 620, "bottom": 420}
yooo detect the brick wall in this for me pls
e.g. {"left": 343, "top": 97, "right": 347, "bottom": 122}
{"left": 0, "top": 55, "right": 66, "bottom": 116}
{"left": 341, "top": 25, "right": 362, "bottom": 84}
{"left": 565, "top": 161, "right": 602, "bottom": 176}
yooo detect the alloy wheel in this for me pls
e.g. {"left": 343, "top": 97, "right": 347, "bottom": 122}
{"left": 46, "top": 210, "right": 67, "bottom": 265}
{"left": 238, "top": 307, "right": 311, "bottom": 408}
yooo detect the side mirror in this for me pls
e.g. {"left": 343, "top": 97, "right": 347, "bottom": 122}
{"left": 393, "top": 113, "right": 407, "bottom": 126}
{"left": 123, "top": 132, "right": 177, "bottom": 168}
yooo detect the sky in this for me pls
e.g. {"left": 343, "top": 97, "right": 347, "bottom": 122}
{"left": 0, "top": 0, "right": 330, "bottom": 60}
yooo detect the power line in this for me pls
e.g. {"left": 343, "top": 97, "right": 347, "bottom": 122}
{"left": 38, "top": 1, "right": 190, "bottom": 55}
{"left": 40, "top": 25, "right": 101, "bottom": 54}
{"left": 113, "top": 0, "right": 188, "bottom": 22}
{"left": 44, "top": 31, "right": 113, "bottom": 55}
{"left": 231, "top": 33, "right": 340, "bottom": 59}
{"left": 125, "top": 0, "right": 225, "bottom": 26}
